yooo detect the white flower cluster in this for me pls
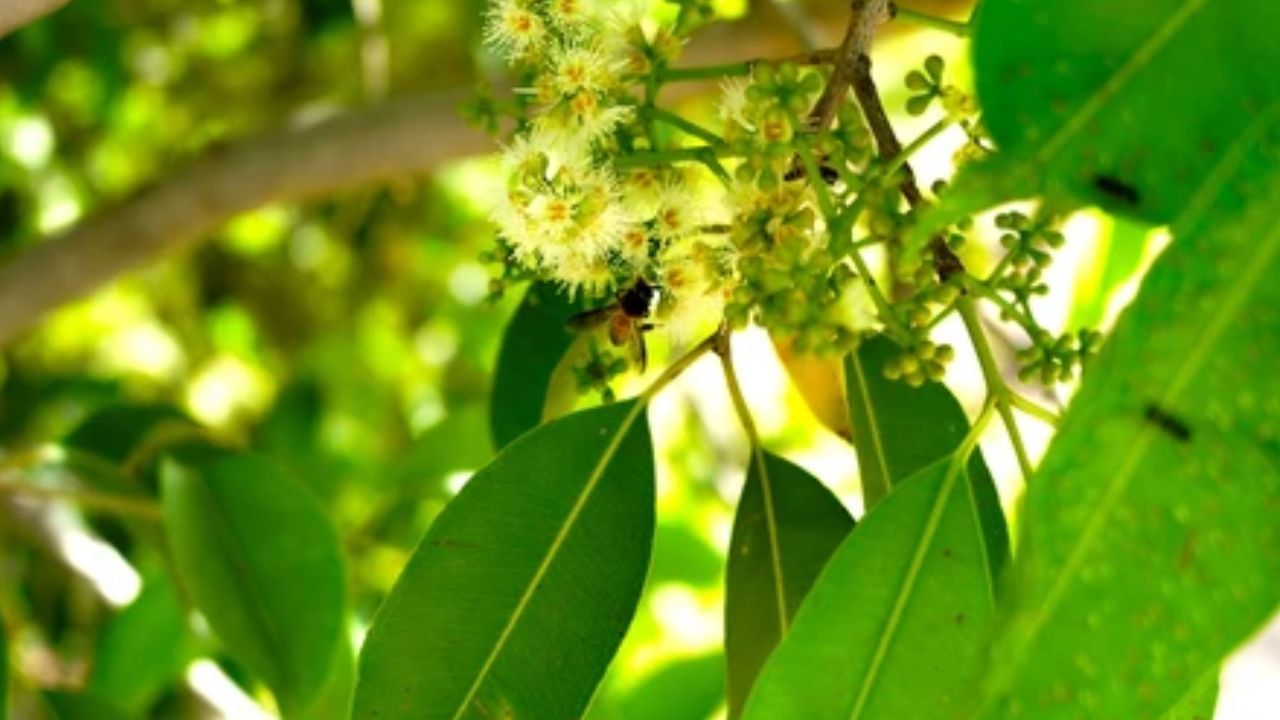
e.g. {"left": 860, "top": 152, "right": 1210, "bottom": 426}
{"left": 484, "top": 0, "right": 733, "bottom": 339}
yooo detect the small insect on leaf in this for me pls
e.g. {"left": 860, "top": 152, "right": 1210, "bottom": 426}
{"left": 1143, "top": 403, "right": 1192, "bottom": 443}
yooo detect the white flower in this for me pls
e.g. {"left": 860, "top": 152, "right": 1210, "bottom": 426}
{"left": 484, "top": 0, "right": 546, "bottom": 59}
{"left": 652, "top": 182, "right": 704, "bottom": 244}
{"left": 718, "top": 76, "right": 756, "bottom": 132}
{"left": 549, "top": 42, "right": 624, "bottom": 96}
{"left": 657, "top": 237, "right": 734, "bottom": 341}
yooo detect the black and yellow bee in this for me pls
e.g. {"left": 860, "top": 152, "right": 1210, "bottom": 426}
{"left": 567, "top": 278, "right": 657, "bottom": 371}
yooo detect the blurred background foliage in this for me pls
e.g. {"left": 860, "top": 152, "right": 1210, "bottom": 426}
{"left": 0, "top": 0, "right": 1134, "bottom": 718}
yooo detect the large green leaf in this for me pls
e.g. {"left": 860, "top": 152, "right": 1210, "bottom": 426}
{"left": 89, "top": 574, "right": 192, "bottom": 714}
{"left": 974, "top": 110, "right": 1280, "bottom": 718}
{"left": 974, "top": 0, "right": 1280, "bottom": 222}
{"left": 908, "top": 1, "right": 1280, "bottom": 251}
{"left": 489, "top": 281, "right": 585, "bottom": 449}
{"left": 44, "top": 692, "right": 135, "bottom": 720}
{"left": 353, "top": 401, "right": 655, "bottom": 720}
{"left": 845, "top": 336, "right": 1009, "bottom": 569}
{"left": 742, "top": 457, "right": 999, "bottom": 719}
{"left": 725, "top": 450, "right": 854, "bottom": 718}
{"left": 161, "top": 451, "right": 346, "bottom": 715}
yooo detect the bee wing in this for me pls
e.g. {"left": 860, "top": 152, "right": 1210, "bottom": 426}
{"left": 628, "top": 328, "right": 648, "bottom": 373}
{"left": 566, "top": 306, "right": 613, "bottom": 331}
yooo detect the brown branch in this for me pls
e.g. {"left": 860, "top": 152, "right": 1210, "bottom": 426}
{"left": 0, "top": 0, "right": 70, "bottom": 36}
{"left": 849, "top": 54, "right": 964, "bottom": 281}
{"left": 0, "top": 92, "right": 488, "bottom": 345}
{"left": 0, "top": 12, "right": 836, "bottom": 345}
{"left": 814, "top": 0, "right": 964, "bottom": 283}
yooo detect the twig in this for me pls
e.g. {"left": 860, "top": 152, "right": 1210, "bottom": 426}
{"left": 849, "top": 52, "right": 964, "bottom": 281}
{"left": 958, "top": 297, "right": 1036, "bottom": 480}
{"left": 890, "top": 3, "right": 971, "bottom": 37}
{"left": 0, "top": 473, "right": 163, "bottom": 520}
{"left": 658, "top": 48, "right": 839, "bottom": 83}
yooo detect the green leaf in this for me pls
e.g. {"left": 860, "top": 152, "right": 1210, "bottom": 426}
{"left": 161, "top": 451, "right": 346, "bottom": 715}
{"left": 354, "top": 401, "right": 655, "bottom": 720}
{"left": 742, "top": 457, "right": 998, "bottom": 719}
{"left": 970, "top": 0, "right": 1280, "bottom": 223}
{"left": 489, "top": 282, "right": 585, "bottom": 449}
{"left": 974, "top": 110, "right": 1280, "bottom": 719}
{"left": 1163, "top": 671, "right": 1218, "bottom": 720}
{"left": 89, "top": 574, "right": 192, "bottom": 714}
{"left": 44, "top": 692, "right": 135, "bottom": 720}
{"left": 845, "top": 336, "right": 1009, "bottom": 570}
{"left": 618, "top": 652, "right": 725, "bottom": 720}
{"left": 725, "top": 451, "right": 854, "bottom": 718}
{"left": 64, "top": 404, "right": 188, "bottom": 466}
{"left": 1, "top": 617, "right": 7, "bottom": 720}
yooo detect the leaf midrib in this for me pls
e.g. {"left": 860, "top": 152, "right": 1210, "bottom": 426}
{"left": 1033, "top": 0, "right": 1210, "bottom": 165}
{"left": 845, "top": 460, "right": 969, "bottom": 720}
{"left": 450, "top": 401, "right": 647, "bottom": 719}
{"left": 190, "top": 473, "right": 296, "bottom": 702}
{"left": 848, "top": 351, "right": 891, "bottom": 505}
{"left": 752, "top": 447, "right": 791, "bottom": 635}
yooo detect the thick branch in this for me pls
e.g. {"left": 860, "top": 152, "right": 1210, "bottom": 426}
{"left": 0, "top": 93, "right": 488, "bottom": 344}
{"left": 0, "top": 0, "right": 70, "bottom": 37}
{"left": 0, "top": 11, "right": 845, "bottom": 344}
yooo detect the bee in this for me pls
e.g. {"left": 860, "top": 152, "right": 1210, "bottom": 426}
{"left": 567, "top": 278, "right": 657, "bottom": 371}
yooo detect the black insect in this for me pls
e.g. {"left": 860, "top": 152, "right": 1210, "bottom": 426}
{"left": 1092, "top": 174, "right": 1141, "bottom": 207}
{"left": 784, "top": 160, "right": 841, "bottom": 185}
{"left": 567, "top": 278, "right": 657, "bottom": 371}
{"left": 1144, "top": 403, "right": 1192, "bottom": 443}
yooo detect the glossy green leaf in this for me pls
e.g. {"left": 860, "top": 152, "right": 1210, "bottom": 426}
{"left": 89, "top": 574, "right": 192, "bottom": 714}
{"left": 161, "top": 451, "right": 346, "bottom": 715}
{"left": 1164, "top": 671, "right": 1218, "bottom": 720}
{"left": 725, "top": 451, "right": 854, "bottom": 718}
{"left": 973, "top": 0, "right": 1280, "bottom": 222}
{"left": 908, "top": 0, "right": 1280, "bottom": 251}
{"left": 742, "top": 458, "right": 998, "bottom": 719}
{"left": 354, "top": 401, "right": 655, "bottom": 720}
{"left": 44, "top": 692, "right": 134, "bottom": 720}
{"left": 975, "top": 111, "right": 1280, "bottom": 719}
{"left": 619, "top": 652, "right": 725, "bottom": 720}
{"left": 845, "top": 336, "right": 1009, "bottom": 569}
{"left": 489, "top": 281, "right": 585, "bottom": 449}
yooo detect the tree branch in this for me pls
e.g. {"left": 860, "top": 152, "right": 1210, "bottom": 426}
{"left": 0, "top": 92, "right": 488, "bottom": 344}
{"left": 0, "top": 0, "right": 71, "bottom": 37}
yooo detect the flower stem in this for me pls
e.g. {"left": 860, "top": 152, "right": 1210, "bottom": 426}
{"left": 644, "top": 106, "right": 727, "bottom": 147}
{"left": 0, "top": 474, "right": 162, "bottom": 520}
{"left": 892, "top": 5, "right": 971, "bottom": 37}
{"left": 958, "top": 296, "right": 1036, "bottom": 481}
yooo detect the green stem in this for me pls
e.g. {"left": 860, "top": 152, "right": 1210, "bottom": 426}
{"left": 884, "top": 117, "right": 953, "bottom": 177}
{"left": 639, "top": 331, "right": 719, "bottom": 402}
{"left": 0, "top": 474, "right": 163, "bottom": 520}
{"left": 795, "top": 141, "right": 837, "bottom": 219}
{"left": 1008, "top": 392, "right": 1062, "bottom": 427}
{"left": 615, "top": 145, "right": 744, "bottom": 169}
{"left": 893, "top": 5, "right": 971, "bottom": 37}
{"left": 656, "top": 48, "right": 839, "bottom": 83}
{"left": 958, "top": 296, "right": 1036, "bottom": 481}
{"left": 644, "top": 106, "right": 726, "bottom": 147}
